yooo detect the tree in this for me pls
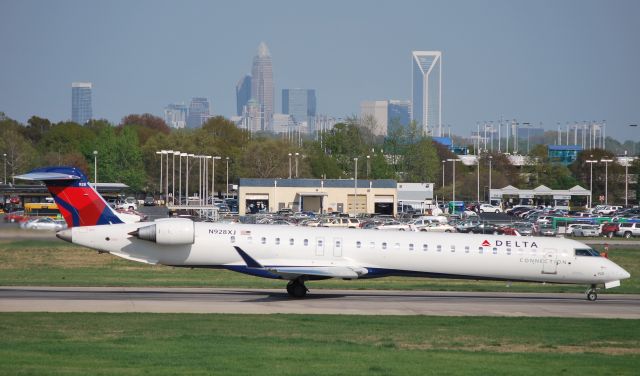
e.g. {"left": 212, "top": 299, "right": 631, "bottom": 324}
{"left": 237, "top": 138, "right": 293, "bottom": 178}
{"left": 119, "top": 114, "right": 171, "bottom": 145}
{"left": 22, "top": 116, "right": 52, "bottom": 143}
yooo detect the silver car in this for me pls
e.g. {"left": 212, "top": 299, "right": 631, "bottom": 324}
{"left": 571, "top": 224, "right": 600, "bottom": 237}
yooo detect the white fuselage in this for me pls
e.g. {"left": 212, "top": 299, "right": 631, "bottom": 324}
{"left": 68, "top": 222, "right": 630, "bottom": 285}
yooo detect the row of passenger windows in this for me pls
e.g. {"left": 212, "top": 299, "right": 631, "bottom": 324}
{"left": 229, "top": 235, "right": 536, "bottom": 256}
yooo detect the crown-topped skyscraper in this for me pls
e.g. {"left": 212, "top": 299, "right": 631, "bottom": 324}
{"left": 251, "top": 42, "right": 274, "bottom": 131}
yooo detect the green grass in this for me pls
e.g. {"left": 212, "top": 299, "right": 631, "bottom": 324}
{"left": 0, "top": 313, "right": 638, "bottom": 375}
{"left": 0, "top": 239, "right": 639, "bottom": 294}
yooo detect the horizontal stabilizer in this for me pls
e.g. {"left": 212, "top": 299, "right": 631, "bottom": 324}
{"left": 14, "top": 172, "right": 82, "bottom": 181}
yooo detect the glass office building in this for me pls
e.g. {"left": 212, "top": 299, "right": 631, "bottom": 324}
{"left": 236, "top": 74, "right": 251, "bottom": 116}
{"left": 71, "top": 82, "right": 92, "bottom": 124}
{"left": 282, "top": 88, "right": 316, "bottom": 132}
{"left": 186, "top": 97, "right": 210, "bottom": 129}
{"left": 411, "top": 51, "right": 441, "bottom": 136}
{"left": 251, "top": 42, "right": 274, "bottom": 131}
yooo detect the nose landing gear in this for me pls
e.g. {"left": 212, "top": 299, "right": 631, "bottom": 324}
{"left": 586, "top": 284, "right": 598, "bottom": 301}
{"left": 286, "top": 279, "right": 308, "bottom": 298}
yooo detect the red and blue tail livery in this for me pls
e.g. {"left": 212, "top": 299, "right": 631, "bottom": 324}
{"left": 15, "top": 166, "right": 124, "bottom": 228}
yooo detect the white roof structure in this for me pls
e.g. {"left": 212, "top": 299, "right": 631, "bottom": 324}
{"left": 490, "top": 185, "right": 590, "bottom": 199}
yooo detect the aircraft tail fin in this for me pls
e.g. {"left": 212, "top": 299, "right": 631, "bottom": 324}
{"left": 15, "top": 166, "right": 125, "bottom": 228}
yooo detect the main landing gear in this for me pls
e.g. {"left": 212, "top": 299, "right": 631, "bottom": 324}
{"left": 586, "top": 284, "right": 598, "bottom": 301}
{"left": 286, "top": 279, "right": 308, "bottom": 298}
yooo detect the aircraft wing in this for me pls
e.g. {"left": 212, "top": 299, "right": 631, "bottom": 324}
{"left": 233, "top": 246, "right": 367, "bottom": 279}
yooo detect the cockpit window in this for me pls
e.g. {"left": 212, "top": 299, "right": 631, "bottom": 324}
{"left": 575, "top": 248, "right": 600, "bottom": 257}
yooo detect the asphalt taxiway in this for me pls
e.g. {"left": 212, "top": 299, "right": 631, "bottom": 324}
{"left": 1, "top": 287, "right": 639, "bottom": 318}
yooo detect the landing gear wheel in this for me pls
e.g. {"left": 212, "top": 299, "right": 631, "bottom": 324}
{"left": 587, "top": 291, "right": 598, "bottom": 301}
{"left": 286, "top": 280, "right": 308, "bottom": 298}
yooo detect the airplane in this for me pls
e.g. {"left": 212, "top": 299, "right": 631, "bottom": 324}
{"left": 16, "top": 166, "right": 631, "bottom": 301}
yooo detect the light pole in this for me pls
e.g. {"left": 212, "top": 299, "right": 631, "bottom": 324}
{"left": 353, "top": 157, "right": 358, "bottom": 216}
{"left": 601, "top": 158, "right": 613, "bottom": 204}
{"left": 288, "top": 153, "right": 292, "bottom": 179}
{"left": 625, "top": 150, "right": 629, "bottom": 207}
{"left": 585, "top": 156, "right": 597, "bottom": 208}
{"left": 225, "top": 157, "right": 230, "bottom": 199}
{"left": 488, "top": 155, "right": 493, "bottom": 203}
{"left": 179, "top": 153, "right": 187, "bottom": 204}
{"left": 447, "top": 159, "right": 460, "bottom": 202}
{"left": 366, "top": 155, "right": 370, "bottom": 179}
{"left": 295, "top": 152, "right": 299, "bottom": 178}
{"left": 186, "top": 154, "right": 194, "bottom": 205}
{"left": 156, "top": 151, "right": 163, "bottom": 198}
{"left": 165, "top": 150, "right": 172, "bottom": 205}
{"left": 205, "top": 156, "right": 212, "bottom": 204}
{"left": 476, "top": 153, "right": 480, "bottom": 203}
{"left": 93, "top": 150, "right": 98, "bottom": 189}
{"left": 212, "top": 156, "right": 221, "bottom": 197}
{"left": 441, "top": 160, "right": 446, "bottom": 196}
{"left": 3, "top": 153, "right": 7, "bottom": 184}
{"left": 172, "top": 151, "right": 180, "bottom": 204}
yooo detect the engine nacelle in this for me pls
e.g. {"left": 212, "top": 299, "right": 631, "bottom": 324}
{"left": 131, "top": 218, "right": 195, "bottom": 245}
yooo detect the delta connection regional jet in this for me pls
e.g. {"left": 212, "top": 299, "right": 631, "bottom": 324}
{"left": 17, "top": 167, "right": 630, "bottom": 300}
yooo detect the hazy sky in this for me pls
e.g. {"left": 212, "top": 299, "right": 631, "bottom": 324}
{"left": 1, "top": 0, "right": 639, "bottom": 141}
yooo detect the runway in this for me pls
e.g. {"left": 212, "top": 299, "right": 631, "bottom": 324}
{"left": 1, "top": 286, "right": 639, "bottom": 318}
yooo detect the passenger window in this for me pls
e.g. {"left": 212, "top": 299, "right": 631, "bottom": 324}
{"left": 382, "top": 242, "right": 387, "bottom": 250}
{"left": 369, "top": 241, "right": 375, "bottom": 249}
{"left": 356, "top": 241, "right": 361, "bottom": 248}
{"left": 304, "top": 239, "right": 308, "bottom": 246}
{"left": 318, "top": 240, "right": 323, "bottom": 247}
{"left": 493, "top": 247, "right": 498, "bottom": 255}
{"left": 478, "top": 246, "right": 483, "bottom": 254}
{"left": 336, "top": 240, "right": 341, "bottom": 247}
{"left": 261, "top": 237, "right": 266, "bottom": 244}
{"left": 437, "top": 245, "right": 442, "bottom": 252}
{"left": 507, "top": 248, "right": 512, "bottom": 255}
{"left": 230, "top": 236, "right": 236, "bottom": 243}
{"left": 423, "top": 244, "right": 428, "bottom": 252}
{"left": 465, "top": 246, "right": 470, "bottom": 253}
{"left": 409, "top": 243, "right": 414, "bottom": 251}
{"left": 394, "top": 243, "right": 400, "bottom": 249}
{"left": 289, "top": 238, "right": 294, "bottom": 246}
{"left": 275, "top": 238, "right": 280, "bottom": 245}
{"left": 247, "top": 236, "right": 252, "bottom": 243}
{"left": 450, "top": 245, "right": 455, "bottom": 253}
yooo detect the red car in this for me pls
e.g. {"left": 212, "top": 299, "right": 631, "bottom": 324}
{"left": 601, "top": 222, "right": 619, "bottom": 238}
{"left": 5, "top": 211, "right": 29, "bottom": 223}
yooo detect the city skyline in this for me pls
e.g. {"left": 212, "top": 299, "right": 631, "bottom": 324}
{"left": 1, "top": 1, "right": 639, "bottom": 141}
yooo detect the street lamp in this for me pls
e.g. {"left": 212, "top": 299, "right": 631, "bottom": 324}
{"left": 488, "top": 155, "right": 493, "bottom": 203}
{"left": 585, "top": 156, "right": 597, "bottom": 208}
{"left": 156, "top": 151, "right": 163, "bottom": 198}
{"left": 288, "top": 153, "right": 292, "bottom": 179}
{"left": 447, "top": 158, "right": 461, "bottom": 202}
{"left": 600, "top": 158, "right": 613, "bottom": 204}
{"left": 186, "top": 153, "right": 195, "bottom": 205}
{"left": 441, "top": 160, "right": 446, "bottom": 195}
{"left": 179, "top": 153, "right": 187, "bottom": 205}
{"left": 353, "top": 157, "right": 358, "bottom": 216}
{"left": 225, "top": 157, "right": 230, "bottom": 199}
{"left": 205, "top": 156, "right": 212, "bottom": 204}
{"left": 295, "top": 152, "right": 299, "bottom": 178}
{"left": 211, "top": 156, "right": 221, "bottom": 197}
{"left": 476, "top": 154, "right": 480, "bottom": 203}
{"left": 624, "top": 150, "right": 629, "bottom": 207}
{"left": 93, "top": 150, "right": 98, "bottom": 189}
{"left": 164, "top": 150, "right": 172, "bottom": 205}
{"left": 172, "top": 151, "right": 180, "bottom": 204}
{"left": 3, "top": 153, "right": 6, "bottom": 184}
{"left": 366, "top": 155, "right": 370, "bottom": 179}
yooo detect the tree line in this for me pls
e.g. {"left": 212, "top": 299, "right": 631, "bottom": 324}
{"left": 0, "top": 112, "right": 637, "bottom": 205}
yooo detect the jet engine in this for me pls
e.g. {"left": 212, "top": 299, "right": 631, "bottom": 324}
{"left": 130, "top": 218, "right": 195, "bottom": 245}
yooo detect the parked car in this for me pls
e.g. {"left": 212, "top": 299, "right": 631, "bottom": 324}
{"left": 538, "top": 224, "right": 558, "bottom": 237}
{"left": 4, "top": 211, "right": 28, "bottom": 223}
{"left": 571, "top": 224, "right": 600, "bottom": 237}
{"left": 21, "top": 217, "right": 66, "bottom": 231}
{"left": 595, "top": 205, "right": 622, "bottom": 216}
{"left": 469, "top": 223, "right": 503, "bottom": 235}
{"left": 117, "top": 197, "right": 137, "bottom": 211}
{"left": 600, "top": 222, "right": 620, "bottom": 238}
{"left": 419, "top": 223, "right": 455, "bottom": 233}
{"left": 512, "top": 222, "right": 534, "bottom": 236}
{"left": 479, "top": 204, "right": 502, "bottom": 213}
{"left": 319, "top": 217, "right": 360, "bottom": 229}
{"left": 616, "top": 222, "right": 640, "bottom": 238}
{"left": 143, "top": 196, "right": 155, "bottom": 206}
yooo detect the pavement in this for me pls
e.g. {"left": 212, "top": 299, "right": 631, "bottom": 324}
{"left": 1, "top": 287, "right": 639, "bottom": 318}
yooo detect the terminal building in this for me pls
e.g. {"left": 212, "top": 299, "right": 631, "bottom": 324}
{"left": 238, "top": 178, "right": 398, "bottom": 216}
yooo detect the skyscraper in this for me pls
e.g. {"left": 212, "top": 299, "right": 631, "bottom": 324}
{"left": 71, "top": 82, "right": 92, "bottom": 124}
{"left": 388, "top": 100, "right": 411, "bottom": 129}
{"left": 186, "top": 97, "right": 210, "bottom": 129}
{"left": 282, "top": 88, "right": 316, "bottom": 132}
{"left": 251, "top": 42, "right": 274, "bottom": 131}
{"left": 360, "top": 100, "right": 389, "bottom": 136}
{"left": 411, "top": 51, "right": 442, "bottom": 136}
{"left": 164, "top": 103, "right": 188, "bottom": 129}
{"left": 236, "top": 74, "right": 251, "bottom": 116}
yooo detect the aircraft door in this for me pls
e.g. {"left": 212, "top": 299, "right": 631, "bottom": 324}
{"left": 542, "top": 249, "right": 557, "bottom": 274}
{"left": 333, "top": 237, "right": 343, "bottom": 257}
{"left": 315, "top": 237, "right": 324, "bottom": 256}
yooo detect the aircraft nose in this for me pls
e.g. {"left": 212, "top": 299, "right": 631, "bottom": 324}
{"left": 56, "top": 229, "right": 72, "bottom": 243}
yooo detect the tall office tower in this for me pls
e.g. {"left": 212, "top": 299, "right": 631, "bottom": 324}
{"left": 164, "top": 103, "right": 188, "bottom": 129}
{"left": 186, "top": 97, "right": 210, "bottom": 129}
{"left": 282, "top": 89, "right": 316, "bottom": 133}
{"left": 236, "top": 74, "right": 251, "bottom": 116}
{"left": 411, "top": 51, "right": 442, "bottom": 136}
{"left": 360, "top": 100, "right": 389, "bottom": 136}
{"left": 243, "top": 99, "right": 262, "bottom": 134}
{"left": 251, "top": 42, "right": 274, "bottom": 131}
{"left": 71, "top": 82, "right": 93, "bottom": 124}
{"left": 388, "top": 100, "right": 411, "bottom": 129}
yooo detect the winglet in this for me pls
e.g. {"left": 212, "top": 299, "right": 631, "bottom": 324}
{"left": 233, "top": 246, "right": 264, "bottom": 268}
